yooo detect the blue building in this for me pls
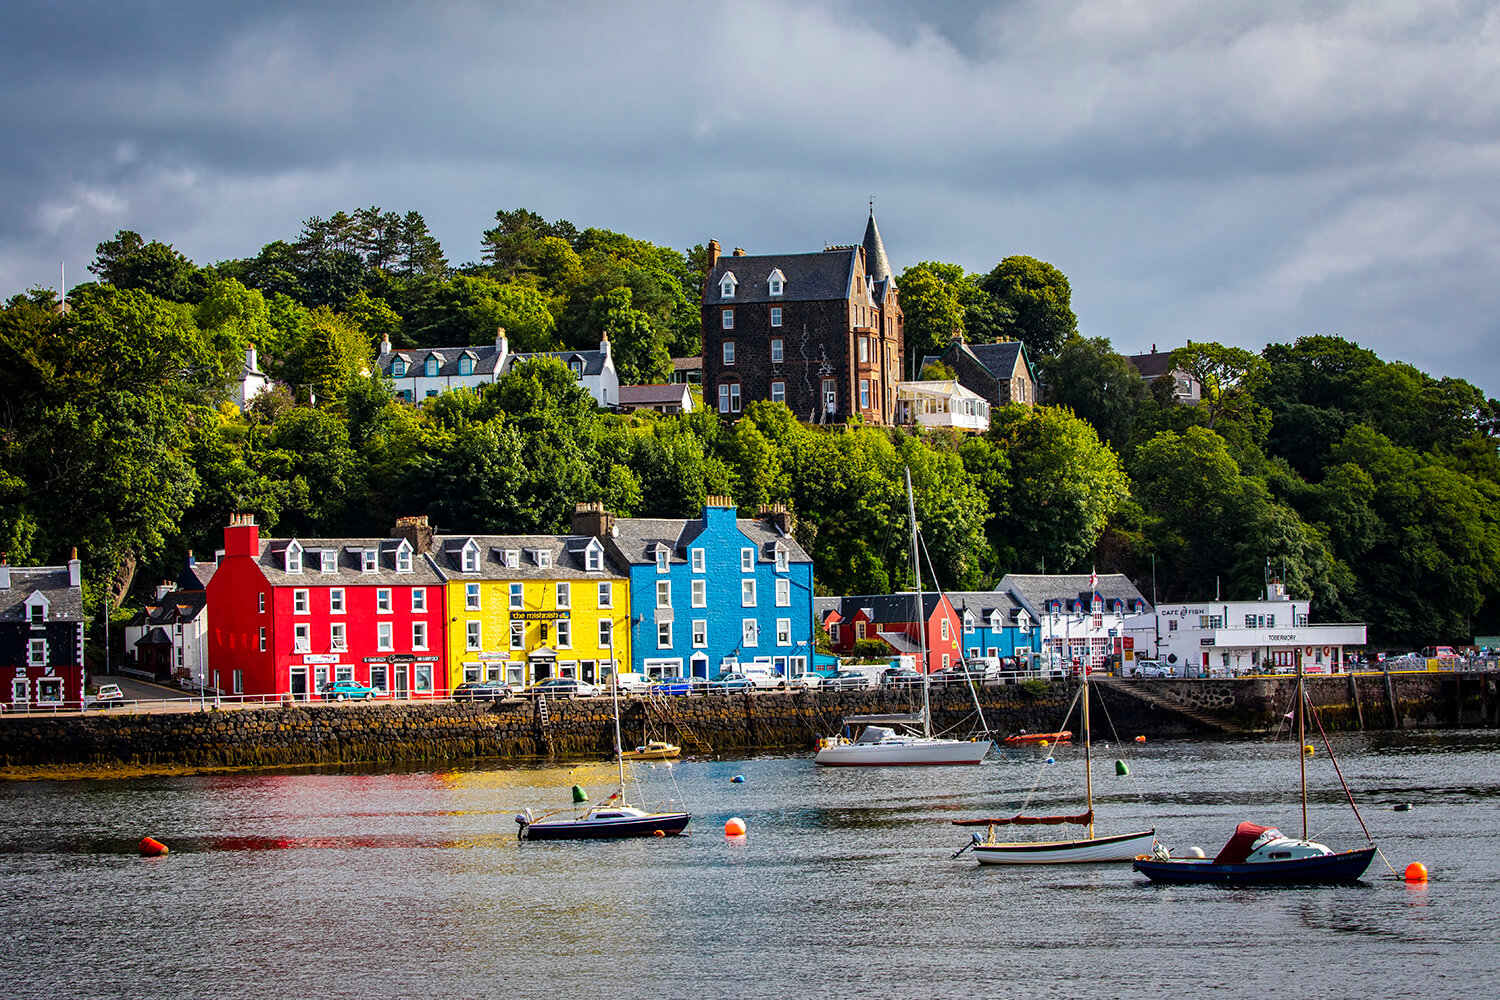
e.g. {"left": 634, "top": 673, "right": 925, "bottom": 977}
{"left": 572, "top": 499, "right": 815, "bottom": 680}
{"left": 945, "top": 590, "right": 1036, "bottom": 663}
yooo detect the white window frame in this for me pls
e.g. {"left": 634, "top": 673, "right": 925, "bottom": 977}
{"left": 656, "top": 580, "right": 672, "bottom": 609}
{"left": 742, "top": 619, "right": 759, "bottom": 647}
{"left": 329, "top": 588, "right": 345, "bottom": 614}
{"left": 556, "top": 618, "right": 571, "bottom": 648}
{"left": 396, "top": 548, "right": 412, "bottom": 573}
{"left": 741, "top": 548, "right": 755, "bottom": 572}
{"left": 467, "top": 621, "right": 482, "bottom": 651}
{"left": 771, "top": 381, "right": 785, "bottom": 404}
{"left": 691, "top": 548, "right": 705, "bottom": 573}
{"left": 556, "top": 582, "right": 570, "bottom": 609}
{"left": 598, "top": 582, "right": 613, "bottom": 608}
{"left": 258, "top": 627, "right": 266, "bottom": 652}
{"left": 585, "top": 546, "right": 602, "bottom": 572}
{"left": 722, "top": 309, "right": 734, "bottom": 331}
{"left": 770, "top": 307, "right": 782, "bottom": 327}
{"left": 293, "top": 589, "right": 309, "bottom": 614}
{"left": 329, "top": 622, "right": 347, "bottom": 651}
{"left": 656, "top": 548, "right": 669, "bottom": 573}
{"left": 741, "top": 579, "right": 757, "bottom": 607}
{"left": 777, "top": 619, "right": 792, "bottom": 646}
{"left": 657, "top": 621, "right": 672, "bottom": 649}
{"left": 598, "top": 619, "right": 613, "bottom": 648}
{"left": 776, "top": 578, "right": 790, "bottom": 607}
{"left": 293, "top": 623, "right": 311, "bottom": 653}
{"left": 28, "top": 638, "right": 47, "bottom": 666}
{"left": 509, "top": 583, "right": 523, "bottom": 610}
{"left": 466, "top": 583, "right": 481, "bottom": 611}
{"left": 770, "top": 338, "right": 783, "bottom": 363}
{"left": 412, "top": 621, "right": 427, "bottom": 650}
{"left": 462, "top": 547, "right": 480, "bottom": 573}
{"left": 411, "top": 588, "right": 426, "bottom": 612}
{"left": 362, "top": 549, "right": 378, "bottom": 574}
{"left": 775, "top": 548, "right": 789, "bottom": 573}
{"left": 691, "top": 579, "right": 707, "bottom": 608}
{"left": 722, "top": 340, "right": 735, "bottom": 363}
{"left": 286, "top": 545, "right": 302, "bottom": 574}
{"left": 258, "top": 593, "right": 266, "bottom": 614}
{"left": 376, "top": 622, "right": 393, "bottom": 651}
{"left": 376, "top": 589, "right": 392, "bottom": 613}
{"left": 511, "top": 621, "right": 525, "bottom": 650}
{"left": 692, "top": 620, "right": 708, "bottom": 648}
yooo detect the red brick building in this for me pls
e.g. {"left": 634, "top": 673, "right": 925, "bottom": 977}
{"left": 701, "top": 211, "right": 903, "bottom": 425}
{"left": 207, "top": 515, "right": 449, "bottom": 701}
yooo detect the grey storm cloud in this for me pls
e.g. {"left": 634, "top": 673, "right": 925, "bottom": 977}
{"left": 2, "top": 0, "right": 1497, "bottom": 393}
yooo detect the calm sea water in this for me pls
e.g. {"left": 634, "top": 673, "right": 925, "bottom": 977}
{"left": 2, "top": 730, "right": 1497, "bottom": 1000}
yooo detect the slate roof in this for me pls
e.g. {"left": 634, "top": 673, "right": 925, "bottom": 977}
{"left": 819, "top": 592, "right": 948, "bottom": 624}
{"left": 704, "top": 248, "right": 858, "bottom": 306}
{"left": 671, "top": 356, "right": 702, "bottom": 373}
{"left": 128, "top": 589, "right": 208, "bottom": 628}
{"left": 861, "top": 211, "right": 893, "bottom": 284}
{"left": 965, "top": 342, "right": 1028, "bottom": 378}
{"left": 135, "top": 626, "right": 173, "bottom": 647}
{"left": 255, "top": 538, "right": 446, "bottom": 586}
{"left": 1125, "top": 351, "right": 1176, "bottom": 379}
{"left": 504, "top": 348, "right": 610, "bottom": 378}
{"left": 945, "top": 589, "right": 1030, "bottom": 623}
{"left": 180, "top": 558, "right": 216, "bottom": 590}
{"left": 429, "top": 534, "right": 627, "bottom": 580}
{"left": 618, "top": 384, "right": 691, "bottom": 407}
{"left": 380, "top": 344, "right": 506, "bottom": 379}
{"left": 0, "top": 566, "right": 84, "bottom": 622}
{"left": 607, "top": 516, "right": 812, "bottom": 567}
{"left": 998, "top": 574, "right": 1151, "bottom": 615}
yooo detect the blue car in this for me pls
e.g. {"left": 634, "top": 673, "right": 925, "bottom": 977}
{"left": 708, "top": 672, "right": 756, "bottom": 691}
{"left": 650, "top": 676, "right": 710, "bottom": 696}
{"left": 321, "top": 679, "right": 379, "bottom": 701}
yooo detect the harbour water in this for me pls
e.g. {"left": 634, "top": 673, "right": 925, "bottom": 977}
{"left": 3, "top": 730, "right": 1497, "bottom": 999}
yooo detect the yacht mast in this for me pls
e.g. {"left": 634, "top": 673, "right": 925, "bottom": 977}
{"left": 1082, "top": 654, "right": 1095, "bottom": 839}
{"left": 1297, "top": 651, "right": 1307, "bottom": 839}
{"left": 905, "top": 468, "right": 931, "bottom": 739}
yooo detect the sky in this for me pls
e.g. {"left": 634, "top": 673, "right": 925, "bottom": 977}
{"left": 2, "top": 0, "right": 1497, "bottom": 394}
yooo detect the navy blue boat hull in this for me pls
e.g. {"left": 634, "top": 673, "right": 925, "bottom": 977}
{"left": 520, "top": 812, "right": 691, "bottom": 841}
{"left": 1133, "top": 846, "right": 1377, "bottom": 884}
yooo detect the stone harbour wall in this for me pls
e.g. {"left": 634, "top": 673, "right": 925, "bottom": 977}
{"left": 0, "top": 672, "right": 1493, "bottom": 771}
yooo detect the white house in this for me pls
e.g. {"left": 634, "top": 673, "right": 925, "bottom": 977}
{"left": 999, "top": 573, "right": 1152, "bottom": 672}
{"left": 236, "top": 344, "right": 269, "bottom": 410}
{"left": 894, "top": 380, "right": 990, "bottom": 433}
{"left": 1124, "top": 580, "right": 1367, "bottom": 676}
{"left": 376, "top": 328, "right": 620, "bottom": 408}
{"left": 618, "top": 383, "right": 694, "bottom": 414}
{"left": 123, "top": 583, "right": 210, "bottom": 688}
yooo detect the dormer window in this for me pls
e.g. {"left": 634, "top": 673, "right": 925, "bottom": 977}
{"left": 774, "top": 546, "right": 788, "bottom": 573}
{"left": 461, "top": 542, "right": 480, "bottom": 574}
{"left": 317, "top": 549, "right": 336, "bottom": 573}
{"left": 655, "top": 548, "right": 669, "bottom": 573}
{"left": 424, "top": 356, "right": 439, "bottom": 377}
{"left": 285, "top": 542, "right": 302, "bottom": 574}
{"left": 768, "top": 269, "right": 785, "bottom": 297}
{"left": 396, "top": 545, "right": 412, "bottom": 573}
{"left": 569, "top": 359, "right": 583, "bottom": 377}
{"left": 361, "top": 550, "right": 378, "bottom": 573}
{"left": 585, "top": 542, "right": 603, "bottom": 572}
{"left": 534, "top": 549, "right": 551, "bottom": 569}
{"left": 720, "top": 271, "right": 737, "bottom": 299}
{"left": 1091, "top": 595, "right": 1103, "bottom": 613}
{"left": 29, "top": 603, "right": 45, "bottom": 624}
{"left": 391, "top": 358, "right": 407, "bottom": 378}
{"left": 504, "top": 549, "right": 519, "bottom": 568}
{"left": 458, "top": 354, "right": 474, "bottom": 376}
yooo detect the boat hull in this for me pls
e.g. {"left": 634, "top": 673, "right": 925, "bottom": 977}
{"left": 1132, "top": 847, "right": 1377, "bottom": 884}
{"left": 520, "top": 811, "right": 691, "bottom": 841}
{"left": 1003, "top": 731, "right": 1073, "bottom": 745}
{"left": 815, "top": 738, "right": 993, "bottom": 766}
{"left": 974, "top": 829, "right": 1156, "bottom": 864}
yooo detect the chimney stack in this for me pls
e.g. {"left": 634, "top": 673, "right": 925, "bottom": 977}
{"left": 246, "top": 343, "right": 260, "bottom": 372}
{"left": 495, "top": 326, "right": 507, "bottom": 354}
{"left": 571, "top": 501, "right": 615, "bottom": 539}
{"left": 732, "top": 247, "right": 745, "bottom": 256}
{"left": 757, "top": 503, "right": 795, "bottom": 536}
{"left": 389, "top": 515, "right": 434, "bottom": 554}
{"left": 378, "top": 334, "right": 392, "bottom": 356}
{"left": 68, "top": 547, "right": 81, "bottom": 588}
{"left": 0, "top": 556, "right": 9, "bottom": 591}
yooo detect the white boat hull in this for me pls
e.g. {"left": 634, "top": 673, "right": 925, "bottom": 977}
{"left": 815, "top": 736, "right": 993, "bottom": 766}
{"left": 973, "top": 828, "right": 1156, "bottom": 864}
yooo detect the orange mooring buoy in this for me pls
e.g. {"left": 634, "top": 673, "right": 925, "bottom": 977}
{"left": 1404, "top": 862, "right": 1428, "bottom": 883}
{"left": 1135, "top": 735, "right": 1147, "bottom": 743}
{"left": 724, "top": 817, "right": 747, "bottom": 837}
{"left": 139, "top": 837, "right": 169, "bottom": 857}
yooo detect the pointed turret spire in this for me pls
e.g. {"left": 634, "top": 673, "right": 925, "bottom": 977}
{"left": 862, "top": 205, "right": 892, "bottom": 283}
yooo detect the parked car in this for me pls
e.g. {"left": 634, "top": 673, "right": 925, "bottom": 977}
{"left": 525, "top": 677, "right": 602, "bottom": 698}
{"left": 822, "top": 669, "right": 871, "bottom": 691}
{"left": 609, "top": 672, "right": 653, "bottom": 694}
{"left": 930, "top": 663, "right": 994, "bottom": 686}
{"left": 879, "top": 667, "right": 923, "bottom": 688}
{"left": 452, "top": 680, "right": 515, "bottom": 702}
{"left": 790, "top": 671, "right": 828, "bottom": 690}
{"left": 740, "top": 670, "right": 788, "bottom": 690}
{"left": 1421, "top": 646, "right": 1457, "bottom": 659}
{"left": 86, "top": 683, "right": 125, "bottom": 709}
{"left": 1129, "top": 660, "right": 1169, "bottom": 679}
{"left": 321, "top": 679, "right": 379, "bottom": 701}
{"left": 650, "top": 676, "right": 709, "bottom": 696}
{"left": 708, "top": 672, "right": 757, "bottom": 691}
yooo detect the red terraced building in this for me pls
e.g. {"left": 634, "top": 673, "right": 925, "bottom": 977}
{"left": 207, "top": 515, "right": 449, "bottom": 701}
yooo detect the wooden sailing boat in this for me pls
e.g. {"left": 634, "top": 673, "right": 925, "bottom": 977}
{"left": 515, "top": 669, "right": 690, "bottom": 841}
{"left": 953, "top": 645, "right": 1155, "bottom": 863}
{"left": 814, "top": 469, "right": 993, "bottom": 766}
{"left": 1132, "top": 654, "right": 1375, "bottom": 883}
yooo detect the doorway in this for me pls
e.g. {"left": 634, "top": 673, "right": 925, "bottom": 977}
{"left": 289, "top": 666, "right": 309, "bottom": 701}
{"left": 391, "top": 664, "right": 409, "bottom": 699}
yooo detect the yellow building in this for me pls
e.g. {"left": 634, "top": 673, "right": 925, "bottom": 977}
{"left": 433, "top": 533, "right": 632, "bottom": 690}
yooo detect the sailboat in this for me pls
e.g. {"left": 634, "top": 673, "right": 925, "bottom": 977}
{"left": 515, "top": 671, "right": 690, "bottom": 841}
{"left": 1132, "top": 654, "right": 1375, "bottom": 883}
{"left": 952, "top": 653, "right": 1155, "bottom": 863}
{"left": 814, "top": 470, "right": 994, "bottom": 767}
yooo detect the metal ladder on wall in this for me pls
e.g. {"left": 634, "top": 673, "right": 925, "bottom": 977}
{"left": 642, "top": 689, "right": 713, "bottom": 753}
{"left": 535, "top": 694, "right": 555, "bottom": 755}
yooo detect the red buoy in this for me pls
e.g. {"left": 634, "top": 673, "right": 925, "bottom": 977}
{"left": 139, "top": 837, "right": 169, "bottom": 857}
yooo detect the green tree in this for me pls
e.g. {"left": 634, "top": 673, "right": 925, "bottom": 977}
{"left": 977, "top": 256, "right": 1077, "bottom": 357}
{"left": 90, "top": 230, "right": 204, "bottom": 303}
{"left": 1040, "top": 336, "right": 1149, "bottom": 450}
{"left": 1169, "top": 341, "right": 1268, "bottom": 431}
{"left": 587, "top": 286, "right": 671, "bottom": 385}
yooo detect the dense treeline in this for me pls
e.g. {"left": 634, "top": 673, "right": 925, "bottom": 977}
{"left": 1, "top": 209, "right": 1497, "bottom": 649}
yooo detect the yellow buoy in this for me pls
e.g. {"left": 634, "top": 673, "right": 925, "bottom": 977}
{"left": 1404, "top": 862, "right": 1428, "bottom": 883}
{"left": 724, "top": 816, "right": 747, "bottom": 837}
{"left": 1039, "top": 740, "right": 1049, "bottom": 747}
{"left": 1304, "top": 745, "right": 1315, "bottom": 756}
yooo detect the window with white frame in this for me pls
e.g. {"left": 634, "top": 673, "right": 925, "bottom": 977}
{"left": 656, "top": 580, "right": 671, "bottom": 608}
{"left": 376, "top": 622, "right": 392, "bottom": 651}
{"left": 768, "top": 270, "right": 784, "bottom": 296}
{"left": 466, "top": 583, "right": 481, "bottom": 611}
{"left": 293, "top": 589, "right": 309, "bottom": 614}
{"left": 657, "top": 621, "right": 672, "bottom": 649}
{"left": 294, "top": 623, "right": 311, "bottom": 652}
{"left": 720, "top": 273, "right": 736, "bottom": 298}
{"left": 775, "top": 548, "right": 788, "bottom": 572}
{"left": 459, "top": 355, "right": 473, "bottom": 376}
{"left": 656, "top": 548, "right": 669, "bottom": 572}
{"left": 771, "top": 381, "right": 785, "bottom": 404}
{"left": 28, "top": 638, "right": 46, "bottom": 665}
{"left": 396, "top": 547, "right": 412, "bottom": 573}
{"left": 330, "top": 623, "right": 346, "bottom": 651}
{"left": 598, "top": 619, "right": 613, "bottom": 648}
{"left": 233, "top": 670, "right": 243, "bottom": 694}
{"left": 722, "top": 309, "right": 734, "bottom": 331}
{"left": 536, "top": 549, "right": 551, "bottom": 568}
{"left": 770, "top": 307, "right": 782, "bottom": 327}
{"left": 830, "top": 622, "right": 840, "bottom": 643}
{"left": 462, "top": 547, "right": 480, "bottom": 573}
{"left": 692, "top": 620, "right": 707, "bottom": 647}
{"left": 718, "top": 382, "right": 741, "bottom": 413}
{"left": 585, "top": 546, "right": 602, "bottom": 572}
{"left": 941, "top": 618, "right": 950, "bottom": 641}
{"left": 329, "top": 588, "right": 345, "bottom": 613}
{"left": 741, "top": 548, "right": 755, "bottom": 572}
{"left": 860, "top": 378, "right": 870, "bottom": 409}
{"left": 556, "top": 618, "right": 571, "bottom": 648}
{"left": 286, "top": 545, "right": 302, "bottom": 574}
{"left": 258, "top": 593, "right": 266, "bottom": 614}
{"left": 411, "top": 588, "right": 426, "bottom": 612}
{"left": 320, "top": 549, "right": 337, "bottom": 573}
{"left": 510, "top": 621, "right": 524, "bottom": 650}
{"left": 691, "top": 548, "right": 705, "bottom": 573}
{"left": 509, "top": 583, "right": 523, "bottom": 610}
{"left": 822, "top": 378, "right": 836, "bottom": 413}
{"left": 504, "top": 549, "right": 519, "bottom": 568}
{"left": 741, "top": 579, "right": 756, "bottom": 607}
{"left": 771, "top": 338, "right": 783, "bottom": 363}
{"left": 412, "top": 621, "right": 427, "bottom": 650}
{"left": 556, "top": 582, "right": 570, "bottom": 609}
{"left": 742, "top": 619, "right": 759, "bottom": 647}
{"left": 335, "top": 664, "right": 353, "bottom": 682}
{"left": 722, "top": 340, "right": 735, "bottom": 363}
{"left": 598, "top": 581, "right": 612, "bottom": 607}
{"left": 691, "top": 579, "right": 706, "bottom": 608}
{"left": 258, "top": 627, "right": 266, "bottom": 652}
{"left": 377, "top": 589, "right": 392, "bottom": 613}
{"left": 362, "top": 549, "right": 378, "bottom": 573}
{"left": 425, "top": 356, "right": 438, "bottom": 377}
{"left": 467, "top": 621, "right": 482, "bottom": 651}
{"left": 776, "top": 578, "right": 790, "bottom": 606}
{"left": 777, "top": 619, "right": 791, "bottom": 645}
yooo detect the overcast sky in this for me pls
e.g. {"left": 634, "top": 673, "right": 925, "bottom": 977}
{"left": 3, "top": 1, "right": 1497, "bottom": 393}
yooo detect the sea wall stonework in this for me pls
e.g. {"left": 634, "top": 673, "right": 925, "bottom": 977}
{"left": 0, "top": 673, "right": 1493, "bottom": 770}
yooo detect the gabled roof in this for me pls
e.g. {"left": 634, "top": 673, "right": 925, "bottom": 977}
{"left": 0, "top": 566, "right": 84, "bottom": 622}
{"left": 607, "top": 516, "right": 812, "bottom": 567}
{"left": 704, "top": 249, "right": 858, "bottom": 306}
{"left": 380, "top": 343, "right": 506, "bottom": 378}
{"left": 965, "top": 341, "right": 1029, "bottom": 379}
{"left": 821, "top": 592, "right": 949, "bottom": 625}
{"left": 129, "top": 589, "right": 208, "bottom": 627}
{"left": 1125, "top": 351, "right": 1177, "bottom": 380}
{"left": 505, "top": 348, "right": 611, "bottom": 378}
{"left": 255, "top": 538, "right": 445, "bottom": 586}
{"left": 671, "top": 356, "right": 703, "bottom": 372}
{"left": 999, "top": 573, "right": 1151, "bottom": 616}
{"left": 945, "top": 589, "right": 1029, "bottom": 622}
{"left": 429, "top": 534, "right": 625, "bottom": 580}
{"left": 619, "top": 384, "right": 691, "bottom": 406}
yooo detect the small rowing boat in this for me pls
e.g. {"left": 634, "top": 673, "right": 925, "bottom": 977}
{"left": 620, "top": 740, "right": 681, "bottom": 761}
{"left": 1003, "top": 730, "right": 1072, "bottom": 744}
